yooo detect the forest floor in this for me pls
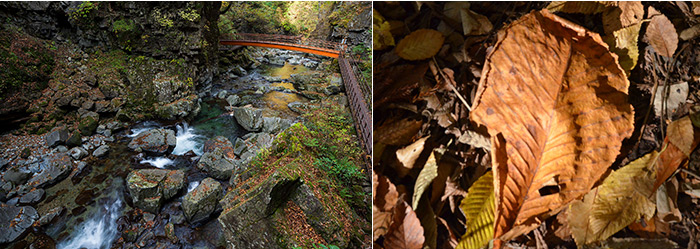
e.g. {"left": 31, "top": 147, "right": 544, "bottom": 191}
{"left": 373, "top": 2, "right": 700, "bottom": 249}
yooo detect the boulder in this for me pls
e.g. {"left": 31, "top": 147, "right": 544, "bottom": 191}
{"left": 225, "top": 94, "right": 240, "bottom": 107}
{"left": 27, "top": 153, "right": 73, "bottom": 188}
{"left": 78, "top": 115, "right": 99, "bottom": 136}
{"left": 66, "top": 131, "right": 82, "bottom": 147}
{"left": 197, "top": 148, "right": 238, "bottom": 180}
{"left": 0, "top": 206, "right": 39, "bottom": 243}
{"left": 39, "top": 207, "right": 64, "bottom": 226}
{"left": 92, "top": 144, "right": 110, "bottom": 157}
{"left": 232, "top": 106, "right": 263, "bottom": 132}
{"left": 203, "top": 136, "right": 235, "bottom": 158}
{"left": 45, "top": 127, "right": 69, "bottom": 147}
{"left": 262, "top": 116, "right": 294, "bottom": 134}
{"left": 3, "top": 168, "right": 32, "bottom": 185}
{"left": 126, "top": 169, "right": 185, "bottom": 213}
{"left": 155, "top": 95, "right": 201, "bottom": 120}
{"left": 182, "top": 178, "right": 222, "bottom": 223}
{"left": 68, "top": 147, "right": 88, "bottom": 160}
{"left": 128, "top": 128, "right": 177, "bottom": 155}
{"left": 19, "top": 188, "right": 44, "bottom": 205}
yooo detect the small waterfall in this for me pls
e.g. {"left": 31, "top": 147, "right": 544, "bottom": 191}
{"left": 173, "top": 123, "right": 203, "bottom": 156}
{"left": 188, "top": 181, "right": 200, "bottom": 193}
{"left": 139, "top": 157, "right": 174, "bottom": 168}
{"left": 57, "top": 197, "right": 122, "bottom": 249}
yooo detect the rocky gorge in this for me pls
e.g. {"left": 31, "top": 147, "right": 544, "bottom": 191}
{"left": 1, "top": 1, "right": 371, "bottom": 249}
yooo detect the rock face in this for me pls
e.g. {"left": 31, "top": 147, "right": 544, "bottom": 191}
{"left": 27, "top": 153, "right": 74, "bottom": 188}
{"left": 126, "top": 169, "right": 185, "bottom": 213}
{"left": 19, "top": 188, "right": 45, "bottom": 205}
{"left": 0, "top": 206, "right": 39, "bottom": 243}
{"left": 128, "top": 128, "right": 177, "bottom": 155}
{"left": 233, "top": 106, "right": 263, "bottom": 132}
{"left": 155, "top": 94, "right": 201, "bottom": 120}
{"left": 183, "top": 177, "right": 222, "bottom": 224}
{"left": 203, "top": 136, "right": 235, "bottom": 157}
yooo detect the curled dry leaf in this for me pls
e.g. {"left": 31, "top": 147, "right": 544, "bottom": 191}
{"left": 655, "top": 178, "right": 681, "bottom": 223}
{"left": 396, "top": 136, "right": 430, "bottom": 177}
{"left": 457, "top": 171, "right": 494, "bottom": 249}
{"left": 568, "top": 151, "right": 658, "bottom": 246}
{"left": 644, "top": 8, "right": 678, "bottom": 58}
{"left": 373, "top": 171, "right": 400, "bottom": 241}
{"left": 374, "top": 9, "right": 395, "bottom": 50}
{"left": 603, "top": 22, "right": 642, "bottom": 74}
{"left": 384, "top": 200, "right": 426, "bottom": 249}
{"left": 547, "top": 1, "right": 617, "bottom": 14}
{"left": 654, "top": 116, "right": 700, "bottom": 190}
{"left": 469, "top": 10, "right": 634, "bottom": 242}
{"left": 396, "top": 29, "right": 445, "bottom": 61}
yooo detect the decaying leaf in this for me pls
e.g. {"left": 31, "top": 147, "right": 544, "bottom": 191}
{"left": 396, "top": 136, "right": 430, "bottom": 177}
{"left": 457, "top": 171, "right": 495, "bottom": 249}
{"left": 547, "top": 1, "right": 616, "bottom": 14}
{"left": 644, "top": 8, "right": 678, "bottom": 58}
{"left": 413, "top": 150, "right": 440, "bottom": 209}
{"left": 374, "top": 117, "right": 424, "bottom": 146}
{"left": 653, "top": 82, "right": 688, "bottom": 118}
{"left": 396, "top": 29, "right": 445, "bottom": 61}
{"left": 416, "top": 196, "right": 438, "bottom": 249}
{"left": 655, "top": 116, "right": 700, "bottom": 190}
{"left": 569, "top": 151, "right": 658, "bottom": 245}
{"left": 602, "top": 1, "right": 644, "bottom": 34}
{"left": 469, "top": 10, "right": 634, "bottom": 242}
{"left": 458, "top": 130, "right": 491, "bottom": 151}
{"left": 680, "top": 24, "right": 700, "bottom": 41}
{"left": 384, "top": 200, "right": 426, "bottom": 249}
{"left": 655, "top": 178, "right": 681, "bottom": 223}
{"left": 374, "top": 171, "right": 400, "bottom": 241}
{"left": 604, "top": 23, "right": 642, "bottom": 74}
{"left": 461, "top": 9, "right": 493, "bottom": 36}
{"left": 374, "top": 9, "right": 395, "bottom": 50}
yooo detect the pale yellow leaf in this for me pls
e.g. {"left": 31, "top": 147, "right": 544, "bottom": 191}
{"left": 413, "top": 150, "right": 440, "bottom": 210}
{"left": 374, "top": 9, "right": 395, "bottom": 50}
{"left": 604, "top": 22, "right": 642, "bottom": 74}
{"left": 395, "top": 136, "right": 430, "bottom": 177}
{"left": 396, "top": 29, "right": 445, "bottom": 61}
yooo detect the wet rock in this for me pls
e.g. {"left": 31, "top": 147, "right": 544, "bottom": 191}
{"left": 197, "top": 148, "right": 237, "bottom": 180}
{"left": 27, "top": 153, "right": 73, "bottom": 189}
{"left": 3, "top": 168, "right": 32, "bottom": 185}
{"left": 142, "top": 212, "right": 156, "bottom": 223}
{"left": 40, "top": 207, "right": 64, "bottom": 226}
{"left": 262, "top": 116, "right": 294, "bottom": 134}
{"left": 29, "top": 232, "right": 56, "bottom": 249}
{"left": 126, "top": 169, "right": 185, "bottom": 213}
{"left": 66, "top": 131, "right": 82, "bottom": 147}
{"left": 216, "top": 90, "right": 228, "bottom": 99}
{"left": 45, "top": 127, "right": 69, "bottom": 147}
{"left": 170, "top": 212, "right": 186, "bottom": 225}
{"left": 92, "top": 144, "right": 110, "bottom": 157}
{"left": 137, "top": 231, "right": 155, "bottom": 248}
{"left": 155, "top": 95, "right": 201, "bottom": 120}
{"left": 232, "top": 106, "right": 263, "bottom": 132}
{"left": 226, "top": 94, "right": 240, "bottom": 106}
{"left": 68, "top": 147, "right": 88, "bottom": 160}
{"left": 0, "top": 206, "right": 39, "bottom": 243}
{"left": 165, "top": 223, "right": 178, "bottom": 243}
{"left": 128, "top": 128, "right": 177, "bottom": 155}
{"left": 202, "top": 136, "right": 235, "bottom": 158}
{"left": 183, "top": 177, "right": 222, "bottom": 224}
{"left": 19, "top": 188, "right": 45, "bottom": 205}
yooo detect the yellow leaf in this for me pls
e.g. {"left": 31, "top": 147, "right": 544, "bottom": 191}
{"left": 413, "top": 150, "right": 440, "bottom": 210}
{"left": 603, "top": 22, "right": 642, "bottom": 75}
{"left": 569, "top": 151, "right": 659, "bottom": 245}
{"left": 396, "top": 29, "right": 445, "bottom": 61}
{"left": 457, "top": 171, "right": 494, "bottom": 249}
{"left": 373, "top": 9, "right": 395, "bottom": 50}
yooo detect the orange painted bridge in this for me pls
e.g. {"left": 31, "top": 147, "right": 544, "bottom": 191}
{"left": 219, "top": 33, "right": 372, "bottom": 158}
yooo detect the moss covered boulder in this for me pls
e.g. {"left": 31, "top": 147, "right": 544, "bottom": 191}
{"left": 127, "top": 128, "right": 176, "bottom": 155}
{"left": 126, "top": 169, "right": 185, "bottom": 213}
{"left": 182, "top": 177, "right": 222, "bottom": 224}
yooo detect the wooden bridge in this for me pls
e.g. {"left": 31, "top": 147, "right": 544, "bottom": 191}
{"left": 219, "top": 33, "right": 372, "bottom": 158}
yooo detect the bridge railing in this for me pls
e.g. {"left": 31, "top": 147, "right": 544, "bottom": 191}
{"left": 221, "top": 33, "right": 345, "bottom": 52}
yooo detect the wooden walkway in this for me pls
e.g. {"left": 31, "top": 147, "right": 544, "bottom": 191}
{"left": 219, "top": 33, "right": 372, "bottom": 157}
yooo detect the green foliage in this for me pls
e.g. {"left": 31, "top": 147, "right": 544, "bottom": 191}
{"left": 0, "top": 30, "right": 55, "bottom": 98}
{"left": 219, "top": 1, "right": 293, "bottom": 35}
{"left": 178, "top": 8, "right": 200, "bottom": 22}
{"left": 69, "top": 1, "right": 98, "bottom": 23}
{"left": 152, "top": 9, "right": 174, "bottom": 28}
{"left": 111, "top": 19, "right": 135, "bottom": 33}
{"left": 313, "top": 244, "right": 341, "bottom": 249}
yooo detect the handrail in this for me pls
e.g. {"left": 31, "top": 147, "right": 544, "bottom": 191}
{"left": 221, "top": 33, "right": 346, "bottom": 52}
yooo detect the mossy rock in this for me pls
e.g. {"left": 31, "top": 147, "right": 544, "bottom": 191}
{"left": 78, "top": 116, "right": 98, "bottom": 136}
{"left": 66, "top": 131, "right": 82, "bottom": 147}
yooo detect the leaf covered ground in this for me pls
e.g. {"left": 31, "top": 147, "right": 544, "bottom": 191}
{"left": 373, "top": 2, "right": 700, "bottom": 249}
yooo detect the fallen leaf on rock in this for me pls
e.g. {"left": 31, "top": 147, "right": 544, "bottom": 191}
{"left": 396, "top": 29, "right": 445, "bottom": 61}
{"left": 396, "top": 136, "right": 430, "bottom": 177}
{"left": 547, "top": 1, "right": 616, "bottom": 14}
{"left": 568, "top": 151, "right": 658, "bottom": 246}
{"left": 604, "top": 22, "right": 642, "bottom": 74}
{"left": 374, "top": 171, "right": 400, "bottom": 241}
{"left": 644, "top": 8, "right": 678, "bottom": 58}
{"left": 602, "top": 1, "right": 643, "bottom": 34}
{"left": 653, "top": 82, "right": 688, "bottom": 118}
{"left": 384, "top": 200, "right": 425, "bottom": 249}
{"left": 457, "top": 171, "right": 494, "bottom": 249}
{"left": 469, "top": 9, "right": 634, "bottom": 242}
{"left": 374, "top": 9, "right": 395, "bottom": 50}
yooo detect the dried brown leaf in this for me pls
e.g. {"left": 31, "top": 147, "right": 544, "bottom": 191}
{"left": 644, "top": 8, "right": 678, "bottom": 58}
{"left": 396, "top": 29, "right": 445, "bottom": 61}
{"left": 655, "top": 116, "right": 700, "bottom": 190}
{"left": 461, "top": 9, "right": 493, "bottom": 36}
{"left": 547, "top": 1, "right": 617, "bottom": 14}
{"left": 374, "top": 117, "right": 424, "bottom": 146}
{"left": 374, "top": 171, "right": 400, "bottom": 241}
{"left": 602, "top": 1, "right": 644, "bottom": 34}
{"left": 655, "top": 178, "right": 681, "bottom": 223}
{"left": 396, "top": 136, "right": 430, "bottom": 177}
{"left": 470, "top": 10, "right": 634, "bottom": 242}
{"left": 384, "top": 200, "right": 426, "bottom": 249}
